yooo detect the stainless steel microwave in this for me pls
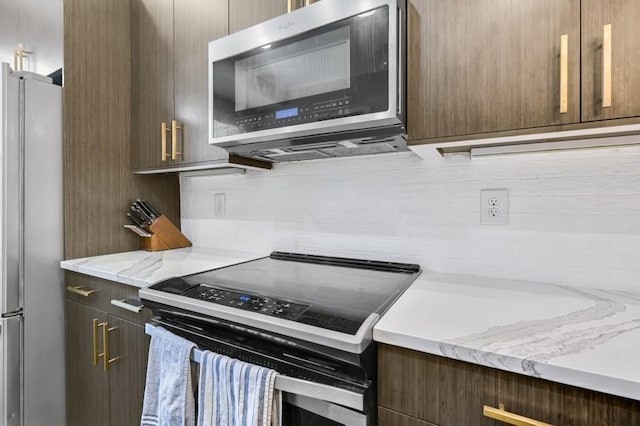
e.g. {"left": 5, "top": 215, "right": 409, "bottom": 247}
{"left": 208, "top": 0, "right": 407, "bottom": 162}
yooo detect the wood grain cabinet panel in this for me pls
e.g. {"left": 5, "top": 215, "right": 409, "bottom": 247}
{"left": 229, "top": 0, "right": 293, "bottom": 33}
{"left": 581, "top": 0, "right": 640, "bottom": 122}
{"left": 379, "top": 344, "right": 640, "bottom": 426}
{"left": 63, "top": 0, "right": 180, "bottom": 259}
{"left": 407, "top": 0, "right": 581, "bottom": 142}
{"left": 174, "top": 0, "right": 230, "bottom": 164}
{"left": 131, "top": 0, "right": 175, "bottom": 170}
{"left": 132, "top": 0, "right": 232, "bottom": 169}
{"left": 108, "top": 317, "right": 150, "bottom": 426}
{"left": 65, "top": 301, "right": 109, "bottom": 426}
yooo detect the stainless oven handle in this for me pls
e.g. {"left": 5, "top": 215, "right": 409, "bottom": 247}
{"left": 276, "top": 376, "right": 364, "bottom": 412}
{"left": 145, "top": 322, "right": 365, "bottom": 411}
{"left": 284, "top": 394, "right": 367, "bottom": 426}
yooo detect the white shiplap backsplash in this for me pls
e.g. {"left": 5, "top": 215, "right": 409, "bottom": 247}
{"left": 180, "top": 145, "right": 640, "bottom": 293}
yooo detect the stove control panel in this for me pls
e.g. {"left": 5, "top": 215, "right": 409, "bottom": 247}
{"left": 182, "top": 284, "right": 310, "bottom": 320}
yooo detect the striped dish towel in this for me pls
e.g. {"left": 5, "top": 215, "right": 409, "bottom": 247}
{"left": 197, "top": 351, "right": 281, "bottom": 426}
{"left": 141, "top": 327, "right": 197, "bottom": 426}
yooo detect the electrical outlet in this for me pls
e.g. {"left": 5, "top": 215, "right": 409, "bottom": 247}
{"left": 214, "top": 193, "right": 226, "bottom": 217}
{"left": 480, "top": 189, "right": 508, "bottom": 225}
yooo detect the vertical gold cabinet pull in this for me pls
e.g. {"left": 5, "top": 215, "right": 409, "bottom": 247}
{"left": 559, "top": 34, "right": 568, "bottom": 114}
{"left": 602, "top": 24, "right": 612, "bottom": 108}
{"left": 171, "top": 120, "right": 183, "bottom": 160}
{"left": 92, "top": 319, "right": 101, "bottom": 366}
{"left": 100, "top": 322, "right": 121, "bottom": 372}
{"left": 305, "top": 0, "right": 314, "bottom": 6}
{"left": 161, "top": 122, "right": 171, "bottom": 161}
{"left": 483, "top": 404, "right": 553, "bottom": 426}
{"left": 287, "top": 0, "right": 293, "bottom": 12}
{"left": 13, "top": 44, "right": 32, "bottom": 71}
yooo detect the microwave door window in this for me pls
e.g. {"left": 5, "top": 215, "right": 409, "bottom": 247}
{"left": 234, "top": 26, "right": 351, "bottom": 111}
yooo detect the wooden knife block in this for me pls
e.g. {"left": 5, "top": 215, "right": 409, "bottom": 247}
{"left": 141, "top": 215, "right": 192, "bottom": 251}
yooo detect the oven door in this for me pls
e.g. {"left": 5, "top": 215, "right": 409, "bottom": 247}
{"left": 283, "top": 394, "right": 369, "bottom": 426}
{"left": 209, "top": 0, "right": 402, "bottom": 146}
{"left": 144, "top": 321, "right": 373, "bottom": 426}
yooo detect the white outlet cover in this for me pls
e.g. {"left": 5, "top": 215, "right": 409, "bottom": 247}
{"left": 214, "top": 193, "right": 226, "bottom": 217}
{"left": 480, "top": 189, "right": 508, "bottom": 225}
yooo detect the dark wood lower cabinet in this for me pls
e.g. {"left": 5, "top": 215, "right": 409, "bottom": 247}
{"left": 66, "top": 302, "right": 109, "bottom": 426}
{"left": 108, "top": 317, "right": 150, "bottom": 426}
{"left": 378, "top": 344, "right": 640, "bottom": 426}
{"left": 65, "top": 275, "right": 151, "bottom": 426}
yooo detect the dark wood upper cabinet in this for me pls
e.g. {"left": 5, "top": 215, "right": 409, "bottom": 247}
{"left": 229, "top": 0, "right": 291, "bottom": 33}
{"left": 131, "top": 0, "right": 175, "bottom": 170}
{"left": 581, "top": 0, "right": 640, "bottom": 122}
{"left": 408, "top": 0, "right": 581, "bottom": 142}
{"left": 174, "top": 0, "right": 230, "bottom": 164}
{"left": 131, "top": 0, "right": 230, "bottom": 171}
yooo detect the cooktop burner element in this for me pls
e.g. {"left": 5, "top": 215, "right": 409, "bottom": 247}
{"left": 140, "top": 251, "right": 421, "bottom": 353}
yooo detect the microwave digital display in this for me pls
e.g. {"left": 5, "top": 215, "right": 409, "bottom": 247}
{"left": 276, "top": 108, "right": 299, "bottom": 120}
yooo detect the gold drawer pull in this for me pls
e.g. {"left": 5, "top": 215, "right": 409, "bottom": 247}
{"left": 559, "top": 34, "right": 568, "bottom": 114}
{"left": 161, "top": 122, "right": 171, "bottom": 161}
{"left": 100, "top": 322, "right": 121, "bottom": 372}
{"left": 67, "top": 285, "right": 98, "bottom": 297}
{"left": 602, "top": 24, "right": 612, "bottom": 108}
{"left": 171, "top": 120, "right": 183, "bottom": 160}
{"left": 483, "top": 404, "right": 553, "bottom": 426}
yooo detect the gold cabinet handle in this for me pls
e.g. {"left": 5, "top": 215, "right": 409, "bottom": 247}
{"left": 161, "top": 122, "right": 171, "bottom": 161}
{"left": 67, "top": 285, "right": 98, "bottom": 297}
{"left": 602, "top": 24, "right": 612, "bottom": 108}
{"left": 100, "top": 322, "right": 121, "bottom": 372}
{"left": 287, "top": 0, "right": 293, "bottom": 12}
{"left": 304, "top": 0, "right": 314, "bottom": 5}
{"left": 559, "top": 34, "right": 568, "bottom": 114}
{"left": 483, "top": 404, "right": 553, "bottom": 426}
{"left": 92, "top": 319, "right": 102, "bottom": 366}
{"left": 171, "top": 120, "right": 183, "bottom": 160}
{"left": 13, "top": 43, "right": 32, "bottom": 71}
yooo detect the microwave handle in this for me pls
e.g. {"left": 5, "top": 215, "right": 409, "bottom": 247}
{"left": 396, "top": 0, "right": 405, "bottom": 116}
{"left": 284, "top": 393, "right": 367, "bottom": 426}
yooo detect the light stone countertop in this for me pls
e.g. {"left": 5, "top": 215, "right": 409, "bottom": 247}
{"left": 60, "top": 247, "right": 264, "bottom": 287}
{"left": 373, "top": 271, "right": 640, "bottom": 401}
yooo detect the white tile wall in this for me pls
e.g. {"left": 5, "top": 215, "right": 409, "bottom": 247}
{"left": 180, "top": 144, "right": 640, "bottom": 293}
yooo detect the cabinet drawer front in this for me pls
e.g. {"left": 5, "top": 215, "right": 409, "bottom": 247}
{"left": 378, "top": 344, "right": 640, "bottom": 426}
{"left": 65, "top": 271, "right": 111, "bottom": 311}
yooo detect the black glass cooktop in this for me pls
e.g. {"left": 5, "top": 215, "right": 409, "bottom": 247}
{"left": 147, "top": 252, "right": 420, "bottom": 335}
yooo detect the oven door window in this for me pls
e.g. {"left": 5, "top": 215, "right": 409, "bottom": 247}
{"left": 211, "top": 5, "right": 390, "bottom": 139}
{"left": 284, "top": 405, "right": 344, "bottom": 426}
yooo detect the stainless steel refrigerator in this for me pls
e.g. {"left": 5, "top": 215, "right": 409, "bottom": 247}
{"left": 0, "top": 62, "right": 64, "bottom": 425}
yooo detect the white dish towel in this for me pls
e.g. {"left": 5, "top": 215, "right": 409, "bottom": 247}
{"left": 141, "top": 326, "right": 197, "bottom": 426}
{"left": 197, "top": 350, "right": 282, "bottom": 426}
